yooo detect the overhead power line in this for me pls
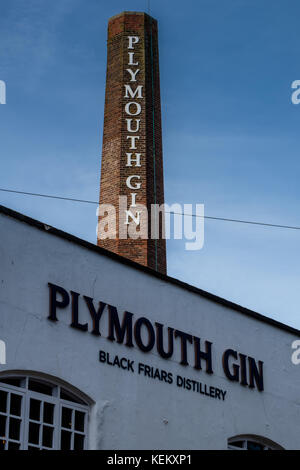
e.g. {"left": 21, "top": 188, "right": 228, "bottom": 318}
{"left": 0, "top": 186, "right": 299, "bottom": 231}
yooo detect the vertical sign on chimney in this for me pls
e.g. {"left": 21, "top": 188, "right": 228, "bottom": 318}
{"left": 98, "top": 12, "right": 167, "bottom": 274}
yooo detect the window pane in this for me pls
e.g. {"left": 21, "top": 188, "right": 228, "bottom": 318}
{"left": 9, "top": 418, "right": 21, "bottom": 441}
{"left": 75, "top": 411, "right": 85, "bottom": 432}
{"left": 0, "top": 391, "right": 7, "bottom": 413}
{"left": 29, "top": 399, "right": 41, "bottom": 421}
{"left": 43, "top": 403, "right": 54, "bottom": 425}
{"left": 247, "top": 441, "right": 265, "bottom": 451}
{"left": 10, "top": 394, "right": 22, "bottom": 417}
{"left": 0, "top": 439, "right": 6, "bottom": 450}
{"left": 42, "top": 425, "right": 53, "bottom": 448}
{"left": 28, "top": 380, "right": 53, "bottom": 397}
{"left": 74, "top": 433, "right": 84, "bottom": 450}
{"left": 0, "top": 378, "right": 22, "bottom": 388}
{"left": 61, "top": 430, "right": 72, "bottom": 450}
{"left": 61, "top": 407, "right": 72, "bottom": 429}
{"left": 8, "top": 441, "right": 20, "bottom": 450}
{"left": 60, "top": 389, "right": 84, "bottom": 404}
{"left": 0, "top": 415, "right": 6, "bottom": 437}
{"left": 28, "top": 446, "right": 40, "bottom": 451}
{"left": 230, "top": 440, "right": 244, "bottom": 448}
{"left": 28, "top": 422, "right": 40, "bottom": 445}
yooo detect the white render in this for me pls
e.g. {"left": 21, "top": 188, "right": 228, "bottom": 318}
{"left": 0, "top": 207, "right": 299, "bottom": 450}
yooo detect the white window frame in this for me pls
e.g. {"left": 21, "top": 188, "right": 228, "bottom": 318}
{"left": 0, "top": 375, "right": 89, "bottom": 450}
{"left": 228, "top": 435, "right": 283, "bottom": 451}
{"left": 0, "top": 385, "right": 26, "bottom": 450}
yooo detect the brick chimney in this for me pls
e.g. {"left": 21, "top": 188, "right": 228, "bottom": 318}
{"left": 98, "top": 12, "right": 167, "bottom": 274}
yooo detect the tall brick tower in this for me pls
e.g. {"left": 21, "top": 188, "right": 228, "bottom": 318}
{"left": 97, "top": 11, "right": 167, "bottom": 274}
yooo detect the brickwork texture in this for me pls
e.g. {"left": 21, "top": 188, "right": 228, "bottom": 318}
{"left": 98, "top": 12, "right": 167, "bottom": 274}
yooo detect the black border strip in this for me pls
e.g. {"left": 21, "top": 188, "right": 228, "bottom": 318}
{"left": 1, "top": 204, "right": 299, "bottom": 337}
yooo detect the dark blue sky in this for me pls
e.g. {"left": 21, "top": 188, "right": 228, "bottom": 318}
{"left": 1, "top": 0, "right": 300, "bottom": 328}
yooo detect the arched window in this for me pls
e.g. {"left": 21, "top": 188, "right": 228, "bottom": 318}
{"left": 228, "top": 435, "right": 284, "bottom": 451}
{"left": 0, "top": 373, "right": 91, "bottom": 450}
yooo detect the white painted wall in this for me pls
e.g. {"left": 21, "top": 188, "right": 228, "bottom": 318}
{"left": 0, "top": 211, "right": 299, "bottom": 449}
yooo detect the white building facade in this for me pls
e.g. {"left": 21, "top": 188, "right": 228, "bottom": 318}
{"left": 0, "top": 205, "right": 299, "bottom": 450}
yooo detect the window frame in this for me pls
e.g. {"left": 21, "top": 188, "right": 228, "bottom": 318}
{"left": 228, "top": 435, "right": 284, "bottom": 451}
{"left": 0, "top": 385, "right": 26, "bottom": 450}
{"left": 0, "top": 375, "right": 90, "bottom": 450}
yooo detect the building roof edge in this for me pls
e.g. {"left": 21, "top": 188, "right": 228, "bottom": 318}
{"left": 1, "top": 204, "right": 299, "bottom": 337}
